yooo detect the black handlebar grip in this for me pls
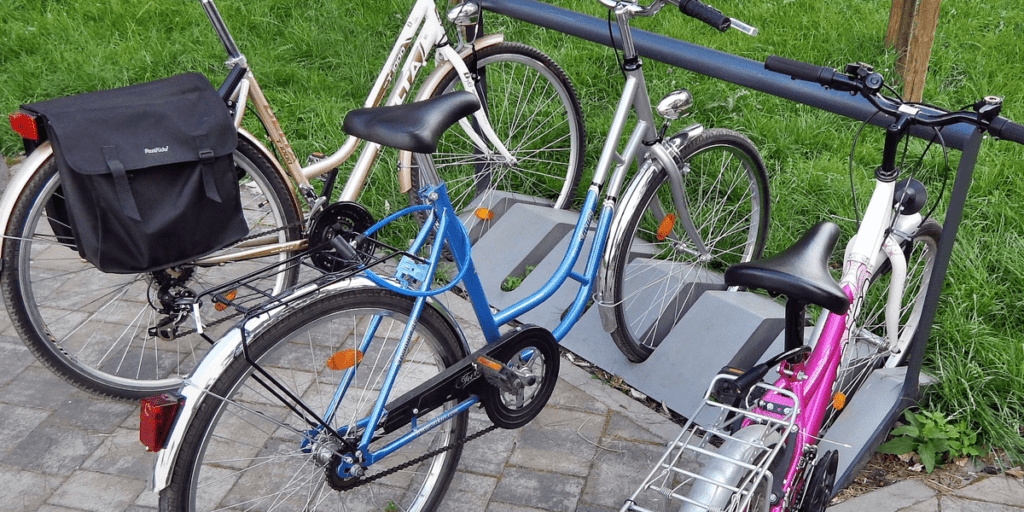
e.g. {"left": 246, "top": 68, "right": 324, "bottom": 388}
{"left": 679, "top": 0, "right": 731, "bottom": 32}
{"left": 988, "top": 117, "right": 1024, "bottom": 146}
{"left": 765, "top": 55, "right": 841, "bottom": 87}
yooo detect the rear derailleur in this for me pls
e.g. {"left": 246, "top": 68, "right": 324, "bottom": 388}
{"left": 147, "top": 266, "right": 197, "bottom": 341}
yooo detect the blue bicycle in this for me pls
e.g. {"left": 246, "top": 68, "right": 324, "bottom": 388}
{"left": 144, "top": 1, "right": 768, "bottom": 509}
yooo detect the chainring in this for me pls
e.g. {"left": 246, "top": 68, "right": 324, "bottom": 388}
{"left": 478, "top": 325, "right": 560, "bottom": 429}
{"left": 307, "top": 201, "right": 376, "bottom": 272}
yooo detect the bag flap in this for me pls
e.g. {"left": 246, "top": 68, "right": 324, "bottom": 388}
{"left": 23, "top": 73, "right": 237, "bottom": 175}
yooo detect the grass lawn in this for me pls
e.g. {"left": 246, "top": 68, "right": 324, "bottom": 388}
{"left": 2, "top": 0, "right": 1022, "bottom": 465}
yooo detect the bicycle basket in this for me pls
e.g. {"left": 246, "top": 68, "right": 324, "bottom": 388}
{"left": 23, "top": 73, "right": 248, "bottom": 274}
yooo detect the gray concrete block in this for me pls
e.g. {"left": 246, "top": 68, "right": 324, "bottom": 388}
{"left": 490, "top": 467, "right": 584, "bottom": 511}
{"left": 0, "top": 337, "right": 36, "bottom": 388}
{"left": 49, "top": 396, "right": 135, "bottom": 434}
{"left": 938, "top": 495, "right": 1024, "bottom": 511}
{"left": 0, "top": 366, "right": 76, "bottom": 409}
{"left": 82, "top": 428, "right": 156, "bottom": 478}
{"left": 0, "top": 402, "right": 51, "bottom": 460}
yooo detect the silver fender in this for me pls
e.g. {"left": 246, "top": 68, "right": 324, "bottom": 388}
{"left": 682, "top": 424, "right": 780, "bottom": 512}
{"left": 596, "top": 159, "right": 663, "bottom": 333}
{"left": 151, "top": 276, "right": 471, "bottom": 492}
{"left": 0, "top": 143, "right": 54, "bottom": 269}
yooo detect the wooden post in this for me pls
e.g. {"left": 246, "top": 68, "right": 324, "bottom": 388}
{"left": 885, "top": 0, "right": 942, "bottom": 102}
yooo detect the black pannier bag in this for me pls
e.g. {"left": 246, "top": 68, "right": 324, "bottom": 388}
{"left": 23, "top": 73, "right": 250, "bottom": 274}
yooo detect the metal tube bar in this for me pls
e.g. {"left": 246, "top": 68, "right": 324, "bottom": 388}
{"left": 477, "top": 0, "right": 975, "bottom": 150}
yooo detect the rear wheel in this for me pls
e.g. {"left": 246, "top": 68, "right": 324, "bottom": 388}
{"left": 0, "top": 136, "right": 301, "bottom": 399}
{"left": 408, "top": 42, "right": 585, "bottom": 237}
{"left": 607, "top": 129, "right": 769, "bottom": 362}
{"left": 159, "top": 287, "right": 468, "bottom": 512}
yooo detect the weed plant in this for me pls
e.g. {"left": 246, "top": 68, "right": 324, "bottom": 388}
{"left": 1, "top": 0, "right": 1022, "bottom": 463}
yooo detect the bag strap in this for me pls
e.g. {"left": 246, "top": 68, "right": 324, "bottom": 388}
{"left": 196, "top": 134, "right": 224, "bottom": 203}
{"left": 102, "top": 146, "right": 143, "bottom": 221}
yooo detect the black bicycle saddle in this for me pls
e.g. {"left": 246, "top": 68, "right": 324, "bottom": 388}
{"left": 342, "top": 91, "right": 481, "bottom": 154}
{"left": 724, "top": 221, "right": 849, "bottom": 314}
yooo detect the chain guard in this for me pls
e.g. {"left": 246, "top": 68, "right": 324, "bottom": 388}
{"left": 477, "top": 325, "right": 559, "bottom": 429}
{"left": 798, "top": 449, "right": 838, "bottom": 512}
{"left": 307, "top": 201, "right": 376, "bottom": 272}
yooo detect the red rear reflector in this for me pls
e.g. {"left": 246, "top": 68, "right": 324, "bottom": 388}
{"left": 140, "top": 393, "right": 184, "bottom": 452}
{"left": 9, "top": 112, "right": 40, "bottom": 141}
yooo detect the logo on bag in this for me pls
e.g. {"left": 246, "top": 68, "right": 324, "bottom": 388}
{"left": 144, "top": 146, "right": 170, "bottom": 154}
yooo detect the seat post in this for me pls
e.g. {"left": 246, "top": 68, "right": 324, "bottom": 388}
{"left": 784, "top": 299, "right": 807, "bottom": 363}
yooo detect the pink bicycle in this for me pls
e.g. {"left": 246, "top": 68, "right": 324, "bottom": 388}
{"left": 621, "top": 57, "right": 1024, "bottom": 511}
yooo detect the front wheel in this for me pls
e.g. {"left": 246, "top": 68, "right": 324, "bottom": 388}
{"left": 607, "top": 129, "right": 770, "bottom": 362}
{"left": 0, "top": 136, "right": 301, "bottom": 400}
{"left": 159, "top": 287, "right": 469, "bottom": 512}
{"left": 407, "top": 42, "right": 585, "bottom": 232}
{"left": 825, "top": 219, "right": 941, "bottom": 426}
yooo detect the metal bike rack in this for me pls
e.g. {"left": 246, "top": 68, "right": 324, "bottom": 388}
{"left": 471, "top": 0, "right": 989, "bottom": 495}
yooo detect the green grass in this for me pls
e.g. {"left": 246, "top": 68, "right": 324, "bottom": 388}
{"left": 2, "top": 0, "right": 1023, "bottom": 462}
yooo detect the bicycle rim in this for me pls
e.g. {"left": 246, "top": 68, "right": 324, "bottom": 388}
{"left": 0, "top": 138, "right": 300, "bottom": 399}
{"left": 827, "top": 219, "right": 940, "bottom": 425}
{"left": 412, "top": 42, "right": 584, "bottom": 224}
{"left": 161, "top": 288, "right": 467, "bottom": 511}
{"left": 610, "top": 129, "right": 769, "bottom": 362}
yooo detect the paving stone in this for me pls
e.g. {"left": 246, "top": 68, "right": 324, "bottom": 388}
{"left": 47, "top": 470, "right": 147, "bottom": 512}
{"left": 438, "top": 471, "right": 498, "bottom": 512}
{"left": 0, "top": 467, "right": 63, "bottom": 511}
{"left": 827, "top": 479, "right": 936, "bottom": 512}
{"left": 582, "top": 441, "right": 671, "bottom": 511}
{"left": 895, "top": 496, "right": 939, "bottom": 511}
{"left": 49, "top": 396, "right": 135, "bottom": 434}
{"left": 486, "top": 502, "right": 548, "bottom": 512}
{"left": 0, "top": 366, "right": 76, "bottom": 409}
{"left": 34, "top": 506, "right": 86, "bottom": 512}
{"left": 82, "top": 428, "right": 156, "bottom": 478}
{"left": 604, "top": 411, "right": 669, "bottom": 445}
{"left": 545, "top": 377, "right": 611, "bottom": 415}
{"left": 938, "top": 495, "right": 1024, "bottom": 511}
{"left": 0, "top": 337, "right": 36, "bottom": 387}
{"left": 953, "top": 475, "right": 1024, "bottom": 507}
{"left": 458, "top": 414, "right": 520, "bottom": 476}
{"left": 490, "top": 467, "right": 584, "bottom": 511}
{"left": 507, "top": 406, "right": 604, "bottom": 476}
{"left": 1, "top": 424, "right": 107, "bottom": 476}
{"left": 0, "top": 402, "right": 51, "bottom": 460}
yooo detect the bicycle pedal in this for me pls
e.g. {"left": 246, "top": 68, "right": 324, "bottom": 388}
{"left": 474, "top": 356, "right": 523, "bottom": 394}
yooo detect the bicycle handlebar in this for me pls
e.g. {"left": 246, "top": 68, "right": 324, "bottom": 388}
{"left": 677, "top": 0, "right": 730, "bottom": 32}
{"left": 765, "top": 55, "right": 1024, "bottom": 146}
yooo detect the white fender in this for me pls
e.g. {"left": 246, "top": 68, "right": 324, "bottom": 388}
{"left": 0, "top": 143, "right": 54, "bottom": 270}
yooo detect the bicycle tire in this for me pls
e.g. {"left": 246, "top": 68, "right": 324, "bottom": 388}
{"left": 408, "top": 42, "right": 585, "bottom": 228}
{"left": 0, "top": 136, "right": 301, "bottom": 400}
{"left": 825, "top": 218, "right": 941, "bottom": 426}
{"left": 607, "top": 128, "right": 770, "bottom": 362}
{"left": 159, "top": 286, "right": 468, "bottom": 512}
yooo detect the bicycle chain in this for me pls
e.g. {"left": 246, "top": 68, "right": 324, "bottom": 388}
{"left": 340, "top": 423, "right": 499, "bottom": 490}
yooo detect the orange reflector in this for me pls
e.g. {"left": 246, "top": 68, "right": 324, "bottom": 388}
{"left": 9, "top": 111, "right": 40, "bottom": 141}
{"left": 476, "top": 356, "right": 503, "bottom": 371}
{"left": 214, "top": 289, "right": 237, "bottom": 312}
{"left": 656, "top": 214, "right": 677, "bottom": 241}
{"left": 832, "top": 392, "right": 846, "bottom": 410}
{"left": 474, "top": 208, "right": 494, "bottom": 220}
{"left": 327, "top": 349, "right": 364, "bottom": 370}
{"left": 140, "top": 393, "right": 183, "bottom": 452}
